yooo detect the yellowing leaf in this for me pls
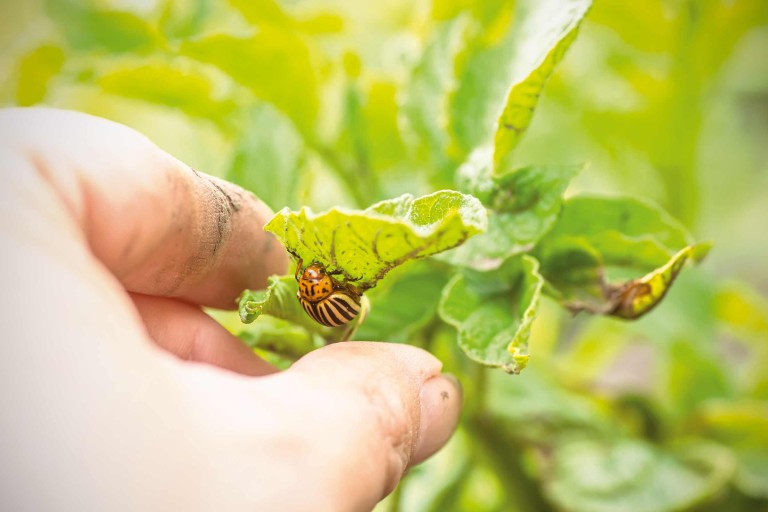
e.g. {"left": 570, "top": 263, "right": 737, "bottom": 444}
{"left": 265, "top": 190, "right": 487, "bottom": 291}
{"left": 15, "top": 44, "right": 65, "bottom": 106}
{"left": 493, "top": 0, "right": 591, "bottom": 171}
{"left": 610, "top": 244, "right": 710, "bottom": 319}
{"left": 448, "top": 0, "right": 591, "bottom": 162}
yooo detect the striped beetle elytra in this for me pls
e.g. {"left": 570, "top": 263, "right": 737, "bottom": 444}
{"left": 295, "top": 260, "right": 362, "bottom": 327}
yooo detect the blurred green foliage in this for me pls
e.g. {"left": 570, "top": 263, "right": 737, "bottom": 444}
{"left": 2, "top": 0, "right": 767, "bottom": 510}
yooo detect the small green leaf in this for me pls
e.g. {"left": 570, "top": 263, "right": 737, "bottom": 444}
{"left": 45, "top": 0, "right": 157, "bottom": 54}
{"left": 544, "top": 438, "right": 734, "bottom": 512}
{"left": 265, "top": 190, "right": 487, "bottom": 291}
{"left": 238, "top": 275, "right": 317, "bottom": 331}
{"left": 448, "top": 148, "right": 582, "bottom": 268}
{"left": 181, "top": 30, "right": 318, "bottom": 135}
{"left": 438, "top": 255, "right": 544, "bottom": 374}
{"left": 493, "top": 0, "right": 591, "bottom": 171}
{"left": 97, "top": 61, "right": 236, "bottom": 122}
{"left": 15, "top": 44, "right": 65, "bottom": 106}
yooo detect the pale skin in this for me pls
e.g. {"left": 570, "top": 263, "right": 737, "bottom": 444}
{"left": 0, "top": 108, "right": 462, "bottom": 511}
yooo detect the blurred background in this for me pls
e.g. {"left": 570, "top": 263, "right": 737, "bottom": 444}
{"left": 1, "top": 0, "right": 766, "bottom": 510}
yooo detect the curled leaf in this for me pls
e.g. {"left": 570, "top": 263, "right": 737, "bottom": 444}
{"left": 238, "top": 275, "right": 312, "bottom": 327}
{"left": 553, "top": 243, "right": 709, "bottom": 319}
{"left": 264, "top": 190, "right": 487, "bottom": 291}
{"left": 608, "top": 244, "right": 711, "bottom": 319}
{"left": 438, "top": 255, "right": 544, "bottom": 374}
{"left": 535, "top": 195, "right": 704, "bottom": 317}
{"left": 238, "top": 274, "right": 367, "bottom": 346}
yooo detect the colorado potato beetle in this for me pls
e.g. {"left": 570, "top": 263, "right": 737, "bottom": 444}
{"left": 295, "top": 260, "right": 362, "bottom": 327}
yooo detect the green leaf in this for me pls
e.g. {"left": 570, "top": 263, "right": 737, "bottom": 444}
{"left": 540, "top": 195, "right": 693, "bottom": 258}
{"left": 15, "top": 43, "right": 65, "bottom": 106}
{"left": 438, "top": 255, "right": 544, "bottom": 374}
{"left": 97, "top": 61, "right": 236, "bottom": 122}
{"left": 535, "top": 195, "right": 697, "bottom": 309}
{"left": 238, "top": 274, "right": 367, "bottom": 344}
{"left": 402, "top": 17, "right": 467, "bottom": 169}
{"left": 447, "top": 148, "right": 582, "bottom": 268}
{"left": 238, "top": 275, "right": 318, "bottom": 331}
{"left": 354, "top": 262, "right": 451, "bottom": 342}
{"left": 181, "top": 30, "right": 318, "bottom": 135}
{"left": 544, "top": 438, "right": 734, "bottom": 512}
{"left": 226, "top": 104, "right": 305, "bottom": 211}
{"left": 449, "top": 0, "right": 591, "bottom": 161}
{"left": 45, "top": 0, "right": 157, "bottom": 54}
{"left": 264, "top": 190, "right": 487, "bottom": 291}
{"left": 492, "top": 0, "right": 591, "bottom": 171}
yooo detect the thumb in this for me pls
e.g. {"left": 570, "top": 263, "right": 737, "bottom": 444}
{"left": 283, "top": 342, "right": 462, "bottom": 511}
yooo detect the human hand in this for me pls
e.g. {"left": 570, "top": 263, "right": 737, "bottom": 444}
{"left": 0, "top": 108, "right": 462, "bottom": 511}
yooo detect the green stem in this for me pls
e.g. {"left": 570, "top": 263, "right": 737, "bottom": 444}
{"left": 474, "top": 364, "right": 489, "bottom": 415}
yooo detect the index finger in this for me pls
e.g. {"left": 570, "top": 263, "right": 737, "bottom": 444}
{"left": 0, "top": 107, "right": 288, "bottom": 308}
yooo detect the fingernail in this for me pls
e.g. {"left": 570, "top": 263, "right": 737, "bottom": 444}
{"left": 412, "top": 373, "right": 463, "bottom": 466}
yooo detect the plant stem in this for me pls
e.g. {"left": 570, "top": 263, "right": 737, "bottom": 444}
{"left": 474, "top": 364, "right": 489, "bottom": 415}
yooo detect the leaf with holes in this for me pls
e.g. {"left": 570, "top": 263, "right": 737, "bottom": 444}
{"left": 264, "top": 190, "right": 487, "bottom": 291}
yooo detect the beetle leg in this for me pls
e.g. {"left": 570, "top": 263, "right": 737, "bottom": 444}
{"left": 294, "top": 258, "right": 303, "bottom": 281}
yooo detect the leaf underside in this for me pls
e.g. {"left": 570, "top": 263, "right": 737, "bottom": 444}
{"left": 264, "top": 190, "right": 487, "bottom": 291}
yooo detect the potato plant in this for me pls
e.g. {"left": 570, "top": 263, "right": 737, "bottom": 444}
{"left": 4, "top": 0, "right": 767, "bottom": 510}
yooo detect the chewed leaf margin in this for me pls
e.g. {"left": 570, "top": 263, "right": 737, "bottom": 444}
{"left": 493, "top": 0, "right": 592, "bottom": 170}
{"left": 264, "top": 190, "right": 487, "bottom": 291}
